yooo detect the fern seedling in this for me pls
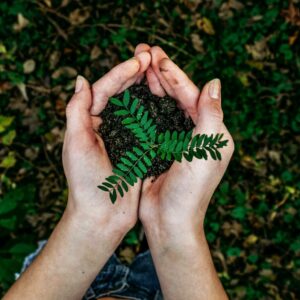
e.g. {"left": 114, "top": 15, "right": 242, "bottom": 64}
{"left": 98, "top": 90, "right": 228, "bottom": 203}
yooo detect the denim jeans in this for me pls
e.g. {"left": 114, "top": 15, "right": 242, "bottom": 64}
{"left": 17, "top": 241, "right": 163, "bottom": 300}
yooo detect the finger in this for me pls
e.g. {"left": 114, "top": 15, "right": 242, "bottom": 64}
{"left": 146, "top": 66, "right": 166, "bottom": 97}
{"left": 141, "top": 174, "right": 166, "bottom": 196}
{"left": 91, "top": 115, "right": 102, "bottom": 130}
{"left": 149, "top": 46, "right": 172, "bottom": 94}
{"left": 141, "top": 176, "right": 155, "bottom": 194}
{"left": 91, "top": 57, "right": 140, "bottom": 115}
{"left": 194, "top": 78, "right": 224, "bottom": 135}
{"left": 135, "top": 43, "right": 151, "bottom": 53}
{"left": 66, "top": 75, "right": 93, "bottom": 133}
{"left": 116, "top": 51, "right": 151, "bottom": 93}
{"left": 159, "top": 58, "right": 200, "bottom": 124}
{"left": 134, "top": 43, "right": 151, "bottom": 84}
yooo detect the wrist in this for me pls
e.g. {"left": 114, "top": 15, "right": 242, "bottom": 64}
{"left": 63, "top": 203, "right": 127, "bottom": 248}
{"left": 65, "top": 196, "right": 134, "bottom": 239}
{"left": 143, "top": 218, "right": 206, "bottom": 254}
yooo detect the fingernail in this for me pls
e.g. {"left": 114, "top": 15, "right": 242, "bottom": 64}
{"left": 209, "top": 78, "right": 221, "bottom": 100}
{"left": 130, "top": 57, "right": 140, "bottom": 72}
{"left": 75, "top": 75, "right": 84, "bottom": 93}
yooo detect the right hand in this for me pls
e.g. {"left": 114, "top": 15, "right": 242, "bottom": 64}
{"left": 62, "top": 51, "right": 151, "bottom": 240}
{"left": 137, "top": 45, "right": 235, "bottom": 241}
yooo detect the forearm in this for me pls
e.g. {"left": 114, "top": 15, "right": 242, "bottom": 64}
{"left": 4, "top": 205, "right": 125, "bottom": 300}
{"left": 144, "top": 224, "right": 228, "bottom": 300}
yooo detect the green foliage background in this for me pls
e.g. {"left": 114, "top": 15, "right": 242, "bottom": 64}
{"left": 0, "top": 0, "right": 299, "bottom": 298}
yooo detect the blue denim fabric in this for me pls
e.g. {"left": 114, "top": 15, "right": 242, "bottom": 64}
{"left": 17, "top": 241, "right": 163, "bottom": 300}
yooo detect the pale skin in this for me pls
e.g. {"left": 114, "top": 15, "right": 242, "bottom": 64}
{"left": 4, "top": 44, "right": 234, "bottom": 300}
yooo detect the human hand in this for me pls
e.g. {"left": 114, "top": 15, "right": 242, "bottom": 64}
{"left": 136, "top": 45, "right": 234, "bottom": 241}
{"left": 62, "top": 52, "right": 151, "bottom": 240}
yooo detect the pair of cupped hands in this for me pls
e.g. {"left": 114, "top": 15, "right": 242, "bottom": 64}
{"left": 63, "top": 44, "right": 234, "bottom": 243}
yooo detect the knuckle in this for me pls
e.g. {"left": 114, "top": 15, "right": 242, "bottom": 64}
{"left": 198, "top": 102, "right": 223, "bottom": 123}
{"left": 65, "top": 101, "right": 75, "bottom": 118}
{"left": 210, "top": 101, "right": 224, "bottom": 119}
{"left": 151, "top": 45, "right": 163, "bottom": 53}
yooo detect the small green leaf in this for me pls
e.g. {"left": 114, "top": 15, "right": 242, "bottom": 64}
{"left": 122, "top": 117, "right": 135, "bottom": 125}
{"left": 169, "top": 140, "right": 177, "bottom": 152}
{"left": 141, "top": 143, "right": 150, "bottom": 150}
{"left": 138, "top": 161, "right": 147, "bottom": 173}
{"left": 215, "top": 149, "right": 222, "bottom": 160}
{"left": 211, "top": 134, "right": 219, "bottom": 146}
{"left": 114, "top": 110, "right": 128, "bottom": 116}
{"left": 201, "top": 149, "right": 208, "bottom": 160}
{"left": 134, "top": 167, "right": 143, "bottom": 178}
{"left": 126, "top": 123, "right": 139, "bottom": 130}
{"left": 141, "top": 111, "right": 148, "bottom": 126}
{"left": 147, "top": 124, "right": 156, "bottom": 135}
{"left": 144, "top": 118, "right": 152, "bottom": 130}
{"left": 143, "top": 155, "right": 152, "bottom": 166}
{"left": 130, "top": 98, "right": 139, "bottom": 114}
{"left": 117, "top": 184, "right": 124, "bottom": 197}
{"left": 123, "top": 90, "right": 130, "bottom": 106}
{"left": 171, "top": 131, "right": 178, "bottom": 140}
{"left": 102, "top": 182, "right": 114, "bottom": 188}
{"left": 110, "top": 97, "right": 123, "bottom": 106}
{"left": 160, "top": 152, "right": 166, "bottom": 160}
{"left": 121, "top": 157, "right": 133, "bottom": 166}
{"left": 133, "top": 147, "right": 143, "bottom": 156}
{"left": 124, "top": 176, "right": 134, "bottom": 186}
{"left": 175, "top": 141, "right": 183, "bottom": 153}
{"left": 196, "top": 134, "right": 205, "bottom": 147}
{"left": 165, "top": 130, "right": 170, "bottom": 142}
{"left": 106, "top": 175, "right": 120, "bottom": 184}
{"left": 184, "top": 152, "right": 193, "bottom": 162}
{"left": 0, "top": 216, "right": 16, "bottom": 230}
{"left": 98, "top": 185, "right": 109, "bottom": 192}
{"left": 217, "top": 139, "right": 228, "bottom": 148}
{"left": 117, "top": 163, "right": 129, "bottom": 172}
{"left": 110, "top": 189, "right": 117, "bottom": 204}
{"left": 150, "top": 150, "right": 156, "bottom": 158}
{"left": 2, "top": 130, "right": 16, "bottom": 145}
{"left": 190, "top": 134, "right": 199, "bottom": 149}
{"left": 149, "top": 130, "right": 156, "bottom": 142}
{"left": 0, "top": 151, "right": 16, "bottom": 168}
{"left": 136, "top": 106, "right": 144, "bottom": 120}
{"left": 207, "top": 148, "right": 217, "bottom": 160}
{"left": 113, "top": 168, "right": 126, "bottom": 177}
{"left": 0, "top": 198, "right": 17, "bottom": 215}
{"left": 183, "top": 131, "right": 193, "bottom": 150}
{"left": 178, "top": 131, "right": 185, "bottom": 141}
{"left": 0, "top": 116, "right": 14, "bottom": 133}
{"left": 174, "top": 153, "right": 183, "bottom": 162}
{"left": 203, "top": 134, "right": 212, "bottom": 147}
{"left": 158, "top": 133, "right": 164, "bottom": 143}
{"left": 121, "top": 180, "right": 129, "bottom": 192}
{"left": 129, "top": 172, "right": 138, "bottom": 183}
{"left": 126, "top": 151, "right": 138, "bottom": 161}
{"left": 194, "top": 149, "right": 202, "bottom": 159}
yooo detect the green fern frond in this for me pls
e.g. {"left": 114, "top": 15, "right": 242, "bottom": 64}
{"left": 98, "top": 146, "right": 156, "bottom": 203}
{"left": 111, "top": 91, "right": 157, "bottom": 144}
{"left": 99, "top": 89, "right": 229, "bottom": 203}
{"left": 156, "top": 131, "right": 227, "bottom": 163}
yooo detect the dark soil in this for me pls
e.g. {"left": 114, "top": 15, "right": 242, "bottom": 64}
{"left": 98, "top": 84, "right": 194, "bottom": 177}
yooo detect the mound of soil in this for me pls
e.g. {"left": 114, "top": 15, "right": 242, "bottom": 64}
{"left": 98, "top": 84, "right": 194, "bottom": 177}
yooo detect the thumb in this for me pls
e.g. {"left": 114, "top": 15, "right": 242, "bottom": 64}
{"left": 195, "top": 78, "right": 224, "bottom": 134}
{"left": 66, "top": 75, "right": 93, "bottom": 133}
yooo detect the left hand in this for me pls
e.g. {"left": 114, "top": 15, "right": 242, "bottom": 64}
{"left": 136, "top": 45, "right": 234, "bottom": 239}
{"left": 62, "top": 51, "right": 151, "bottom": 239}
